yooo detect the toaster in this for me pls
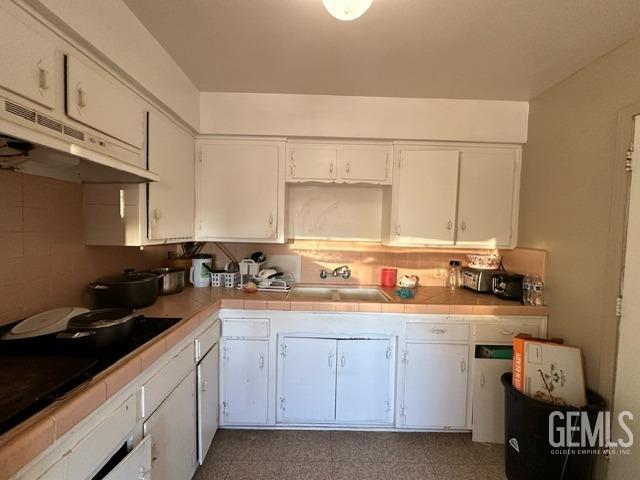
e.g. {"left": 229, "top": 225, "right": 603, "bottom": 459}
{"left": 492, "top": 273, "right": 525, "bottom": 302}
{"left": 461, "top": 267, "right": 506, "bottom": 293}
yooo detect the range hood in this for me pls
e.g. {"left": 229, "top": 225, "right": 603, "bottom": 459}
{"left": 0, "top": 97, "right": 158, "bottom": 183}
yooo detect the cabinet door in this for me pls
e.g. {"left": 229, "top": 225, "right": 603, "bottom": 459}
{"left": 402, "top": 343, "right": 469, "bottom": 428}
{"left": 278, "top": 337, "right": 337, "bottom": 423}
{"left": 103, "top": 436, "right": 152, "bottom": 480}
{"left": 221, "top": 339, "right": 269, "bottom": 425}
{"left": 65, "top": 55, "right": 145, "bottom": 151}
{"left": 147, "top": 110, "right": 195, "bottom": 241}
{"left": 0, "top": 4, "right": 55, "bottom": 109}
{"left": 286, "top": 144, "right": 338, "bottom": 182}
{"left": 342, "top": 146, "right": 391, "bottom": 184}
{"left": 456, "top": 149, "right": 518, "bottom": 247}
{"left": 143, "top": 371, "right": 197, "bottom": 480}
{"left": 472, "top": 358, "right": 512, "bottom": 443}
{"left": 335, "top": 339, "right": 394, "bottom": 424}
{"left": 392, "top": 149, "right": 459, "bottom": 245}
{"left": 197, "top": 343, "right": 219, "bottom": 464}
{"left": 198, "top": 141, "right": 284, "bottom": 241}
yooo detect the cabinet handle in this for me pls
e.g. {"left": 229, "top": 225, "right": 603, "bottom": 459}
{"left": 329, "top": 161, "right": 334, "bottom": 174}
{"left": 395, "top": 224, "right": 401, "bottom": 236}
{"left": 77, "top": 87, "right": 87, "bottom": 108}
{"left": 222, "top": 401, "right": 229, "bottom": 418}
{"left": 429, "top": 328, "right": 447, "bottom": 335}
{"left": 500, "top": 330, "right": 515, "bottom": 336}
{"left": 152, "top": 209, "right": 160, "bottom": 224}
{"left": 479, "top": 374, "right": 485, "bottom": 387}
{"left": 447, "top": 220, "right": 453, "bottom": 231}
{"left": 289, "top": 164, "right": 295, "bottom": 177}
{"left": 202, "top": 380, "right": 208, "bottom": 393}
{"left": 37, "top": 61, "right": 49, "bottom": 90}
{"left": 460, "top": 360, "right": 467, "bottom": 373}
{"left": 259, "top": 353, "right": 265, "bottom": 369}
{"left": 385, "top": 153, "right": 389, "bottom": 179}
{"left": 340, "top": 355, "right": 346, "bottom": 368}
{"left": 328, "top": 352, "right": 334, "bottom": 367}
{"left": 345, "top": 161, "right": 351, "bottom": 175}
{"left": 268, "top": 214, "right": 274, "bottom": 226}
{"left": 151, "top": 443, "right": 159, "bottom": 462}
{"left": 460, "top": 221, "right": 467, "bottom": 231}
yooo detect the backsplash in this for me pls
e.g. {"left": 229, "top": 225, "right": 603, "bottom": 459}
{"left": 204, "top": 241, "right": 546, "bottom": 286}
{"left": 0, "top": 171, "right": 172, "bottom": 326}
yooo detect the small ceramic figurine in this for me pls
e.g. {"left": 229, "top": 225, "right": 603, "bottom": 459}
{"left": 396, "top": 275, "right": 419, "bottom": 298}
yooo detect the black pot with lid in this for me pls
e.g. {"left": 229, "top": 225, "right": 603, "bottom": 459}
{"left": 89, "top": 269, "right": 159, "bottom": 309}
{"left": 57, "top": 308, "right": 137, "bottom": 350}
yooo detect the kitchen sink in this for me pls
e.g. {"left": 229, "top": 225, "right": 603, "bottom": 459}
{"left": 287, "top": 286, "right": 392, "bottom": 303}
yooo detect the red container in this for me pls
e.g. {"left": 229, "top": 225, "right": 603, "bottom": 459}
{"left": 380, "top": 267, "right": 398, "bottom": 288}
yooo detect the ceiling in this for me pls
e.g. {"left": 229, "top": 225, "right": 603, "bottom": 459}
{"left": 123, "top": 0, "right": 640, "bottom": 100}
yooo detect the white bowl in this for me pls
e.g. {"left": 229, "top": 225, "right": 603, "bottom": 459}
{"left": 466, "top": 254, "right": 502, "bottom": 270}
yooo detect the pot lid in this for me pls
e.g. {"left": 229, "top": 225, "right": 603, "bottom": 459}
{"left": 2, "top": 307, "right": 89, "bottom": 340}
{"left": 94, "top": 269, "right": 158, "bottom": 286}
{"left": 67, "top": 308, "right": 135, "bottom": 330}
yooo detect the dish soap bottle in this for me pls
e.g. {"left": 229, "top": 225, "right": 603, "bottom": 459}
{"left": 447, "top": 260, "right": 462, "bottom": 289}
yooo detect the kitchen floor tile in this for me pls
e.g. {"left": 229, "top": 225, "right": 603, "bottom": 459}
{"left": 368, "top": 432, "right": 429, "bottom": 463}
{"left": 434, "top": 463, "right": 489, "bottom": 480}
{"left": 225, "top": 461, "right": 282, "bottom": 480}
{"left": 330, "top": 431, "right": 375, "bottom": 462}
{"left": 331, "top": 461, "right": 387, "bottom": 480}
{"left": 281, "top": 461, "right": 332, "bottom": 480}
{"left": 193, "top": 460, "right": 230, "bottom": 480}
{"left": 483, "top": 464, "right": 508, "bottom": 480}
{"left": 382, "top": 462, "right": 438, "bottom": 480}
{"left": 280, "top": 430, "right": 332, "bottom": 462}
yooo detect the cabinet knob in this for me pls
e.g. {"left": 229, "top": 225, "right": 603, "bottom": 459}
{"left": 329, "top": 161, "right": 334, "bottom": 174}
{"left": 395, "top": 224, "right": 401, "bottom": 236}
{"left": 328, "top": 352, "right": 334, "bottom": 367}
{"left": 447, "top": 220, "right": 453, "bottom": 231}
{"left": 460, "top": 360, "right": 467, "bottom": 373}
{"left": 479, "top": 374, "right": 486, "bottom": 387}
{"left": 259, "top": 353, "right": 265, "bottom": 369}
{"left": 340, "top": 355, "right": 346, "bottom": 368}
{"left": 345, "top": 162, "right": 351, "bottom": 174}
{"left": 460, "top": 221, "right": 467, "bottom": 231}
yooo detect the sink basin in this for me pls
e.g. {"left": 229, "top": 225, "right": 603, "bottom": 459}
{"left": 287, "top": 286, "right": 391, "bottom": 303}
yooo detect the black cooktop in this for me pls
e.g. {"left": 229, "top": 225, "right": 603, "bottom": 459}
{"left": 0, "top": 316, "right": 180, "bottom": 435}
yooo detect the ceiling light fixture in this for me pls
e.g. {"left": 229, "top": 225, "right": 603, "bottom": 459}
{"left": 322, "top": 0, "right": 373, "bottom": 21}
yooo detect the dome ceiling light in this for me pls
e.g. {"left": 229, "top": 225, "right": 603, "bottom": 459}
{"left": 322, "top": 0, "right": 373, "bottom": 21}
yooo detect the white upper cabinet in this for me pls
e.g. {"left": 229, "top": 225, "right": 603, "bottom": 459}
{"left": 197, "top": 139, "right": 285, "bottom": 242}
{"left": 65, "top": 54, "right": 146, "bottom": 152}
{"left": 287, "top": 144, "right": 338, "bottom": 182}
{"left": 390, "top": 144, "right": 520, "bottom": 248}
{"left": 456, "top": 149, "right": 519, "bottom": 248}
{"left": 286, "top": 141, "right": 392, "bottom": 185}
{"left": 147, "top": 110, "right": 195, "bottom": 241}
{"left": 0, "top": 4, "right": 56, "bottom": 109}
{"left": 392, "top": 149, "right": 460, "bottom": 245}
{"left": 341, "top": 145, "right": 391, "bottom": 184}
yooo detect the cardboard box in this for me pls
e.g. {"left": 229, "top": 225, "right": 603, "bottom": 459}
{"left": 513, "top": 334, "right": 587, "bottom": 407}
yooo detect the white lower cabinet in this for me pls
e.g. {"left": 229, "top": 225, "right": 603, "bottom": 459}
{"left": 401, "top": 343, "right": 469, "bottom": 429}
{"left": 277, "top": 337, "right": 394, "bottom": 425}
{"left": 197, "top": 343, "right": 220, "bottom": 463}
{"left": 472, "top": 358, "right": 512, "bottom": 443}
{"left": 143, "top": 370, "right": 198, "bottom": 480}
{"left": 103, "top": 436, "right": 152, "bottom": 480}
{"left": 220, "top": 339, "right": 269, "bottom": 425}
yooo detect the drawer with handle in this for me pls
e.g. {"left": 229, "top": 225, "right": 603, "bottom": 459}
{"left": 473, "top": 320, "right": 541, "bottom": 342}
{"left": 222, "top": 318, "right": 269, "bottom": 338}
{"left": 406, "top": 322, "right": 469, "bottom": 341}
{"left": 103, "top": 435, "right": 152, "bottom": 480}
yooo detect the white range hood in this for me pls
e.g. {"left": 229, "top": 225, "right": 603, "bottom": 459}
{"left": 0, "top": 97, "right": 158, "bottom": 183}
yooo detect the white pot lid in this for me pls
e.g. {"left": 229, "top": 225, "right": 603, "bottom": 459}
{"left": 4, "top": 307, "right": 89, "bottom": 339}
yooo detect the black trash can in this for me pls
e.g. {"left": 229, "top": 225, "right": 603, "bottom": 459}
{"left": 501, "top": 373, "right": 606, "bottom": 480}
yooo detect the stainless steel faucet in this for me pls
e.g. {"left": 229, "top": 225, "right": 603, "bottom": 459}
{"left": 320, "top": 265, "right": 352, "bottom": 280}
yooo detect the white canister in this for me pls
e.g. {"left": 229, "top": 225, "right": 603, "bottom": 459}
{"left": 190, "top": 254, "right": 213, "bottom": 288}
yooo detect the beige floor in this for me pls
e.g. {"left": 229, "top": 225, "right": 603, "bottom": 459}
{"left": 193, "top": 430, "right": 507, "bottom": 480}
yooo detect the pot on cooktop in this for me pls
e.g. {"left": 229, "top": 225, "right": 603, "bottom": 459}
{"left": 89, "top": 269, "right": 159, "bottom": 309}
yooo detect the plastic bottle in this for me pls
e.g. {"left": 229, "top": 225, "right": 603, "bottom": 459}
{"left": 447, "top": 260, "right": 462, "bottom": 289}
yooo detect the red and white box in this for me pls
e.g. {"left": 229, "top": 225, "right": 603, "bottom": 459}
{"left": 513, "top": 334, "right": 587, "bottom": 407}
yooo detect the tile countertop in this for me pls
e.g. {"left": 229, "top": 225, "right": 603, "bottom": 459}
{"left": 0, "top": 285, "right": 548, "bottom": 478}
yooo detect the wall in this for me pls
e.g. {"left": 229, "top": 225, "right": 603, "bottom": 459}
{"left": 518, "top": 34, "right": 640, "bottom": 393}
{"left": 27, "top": 0, "right": 200, "bottom": 129}
{"left": 204, "top": 241, "right": 546, "bottom": 287}
{"left": 0, "top": 171, "right": 171, "bottom": 326}
{"left": 200, "top": 92, "right": 528, "bottom": 143}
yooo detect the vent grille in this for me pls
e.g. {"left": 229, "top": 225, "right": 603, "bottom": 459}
{"left": 63, "top": 125, "right": 84, "bottom": 140}
{"left": 5, "top": 100, "right": 36, "bottom": 123}
{"left": 37, "top": 114, "right": 63, "bottom": 133}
